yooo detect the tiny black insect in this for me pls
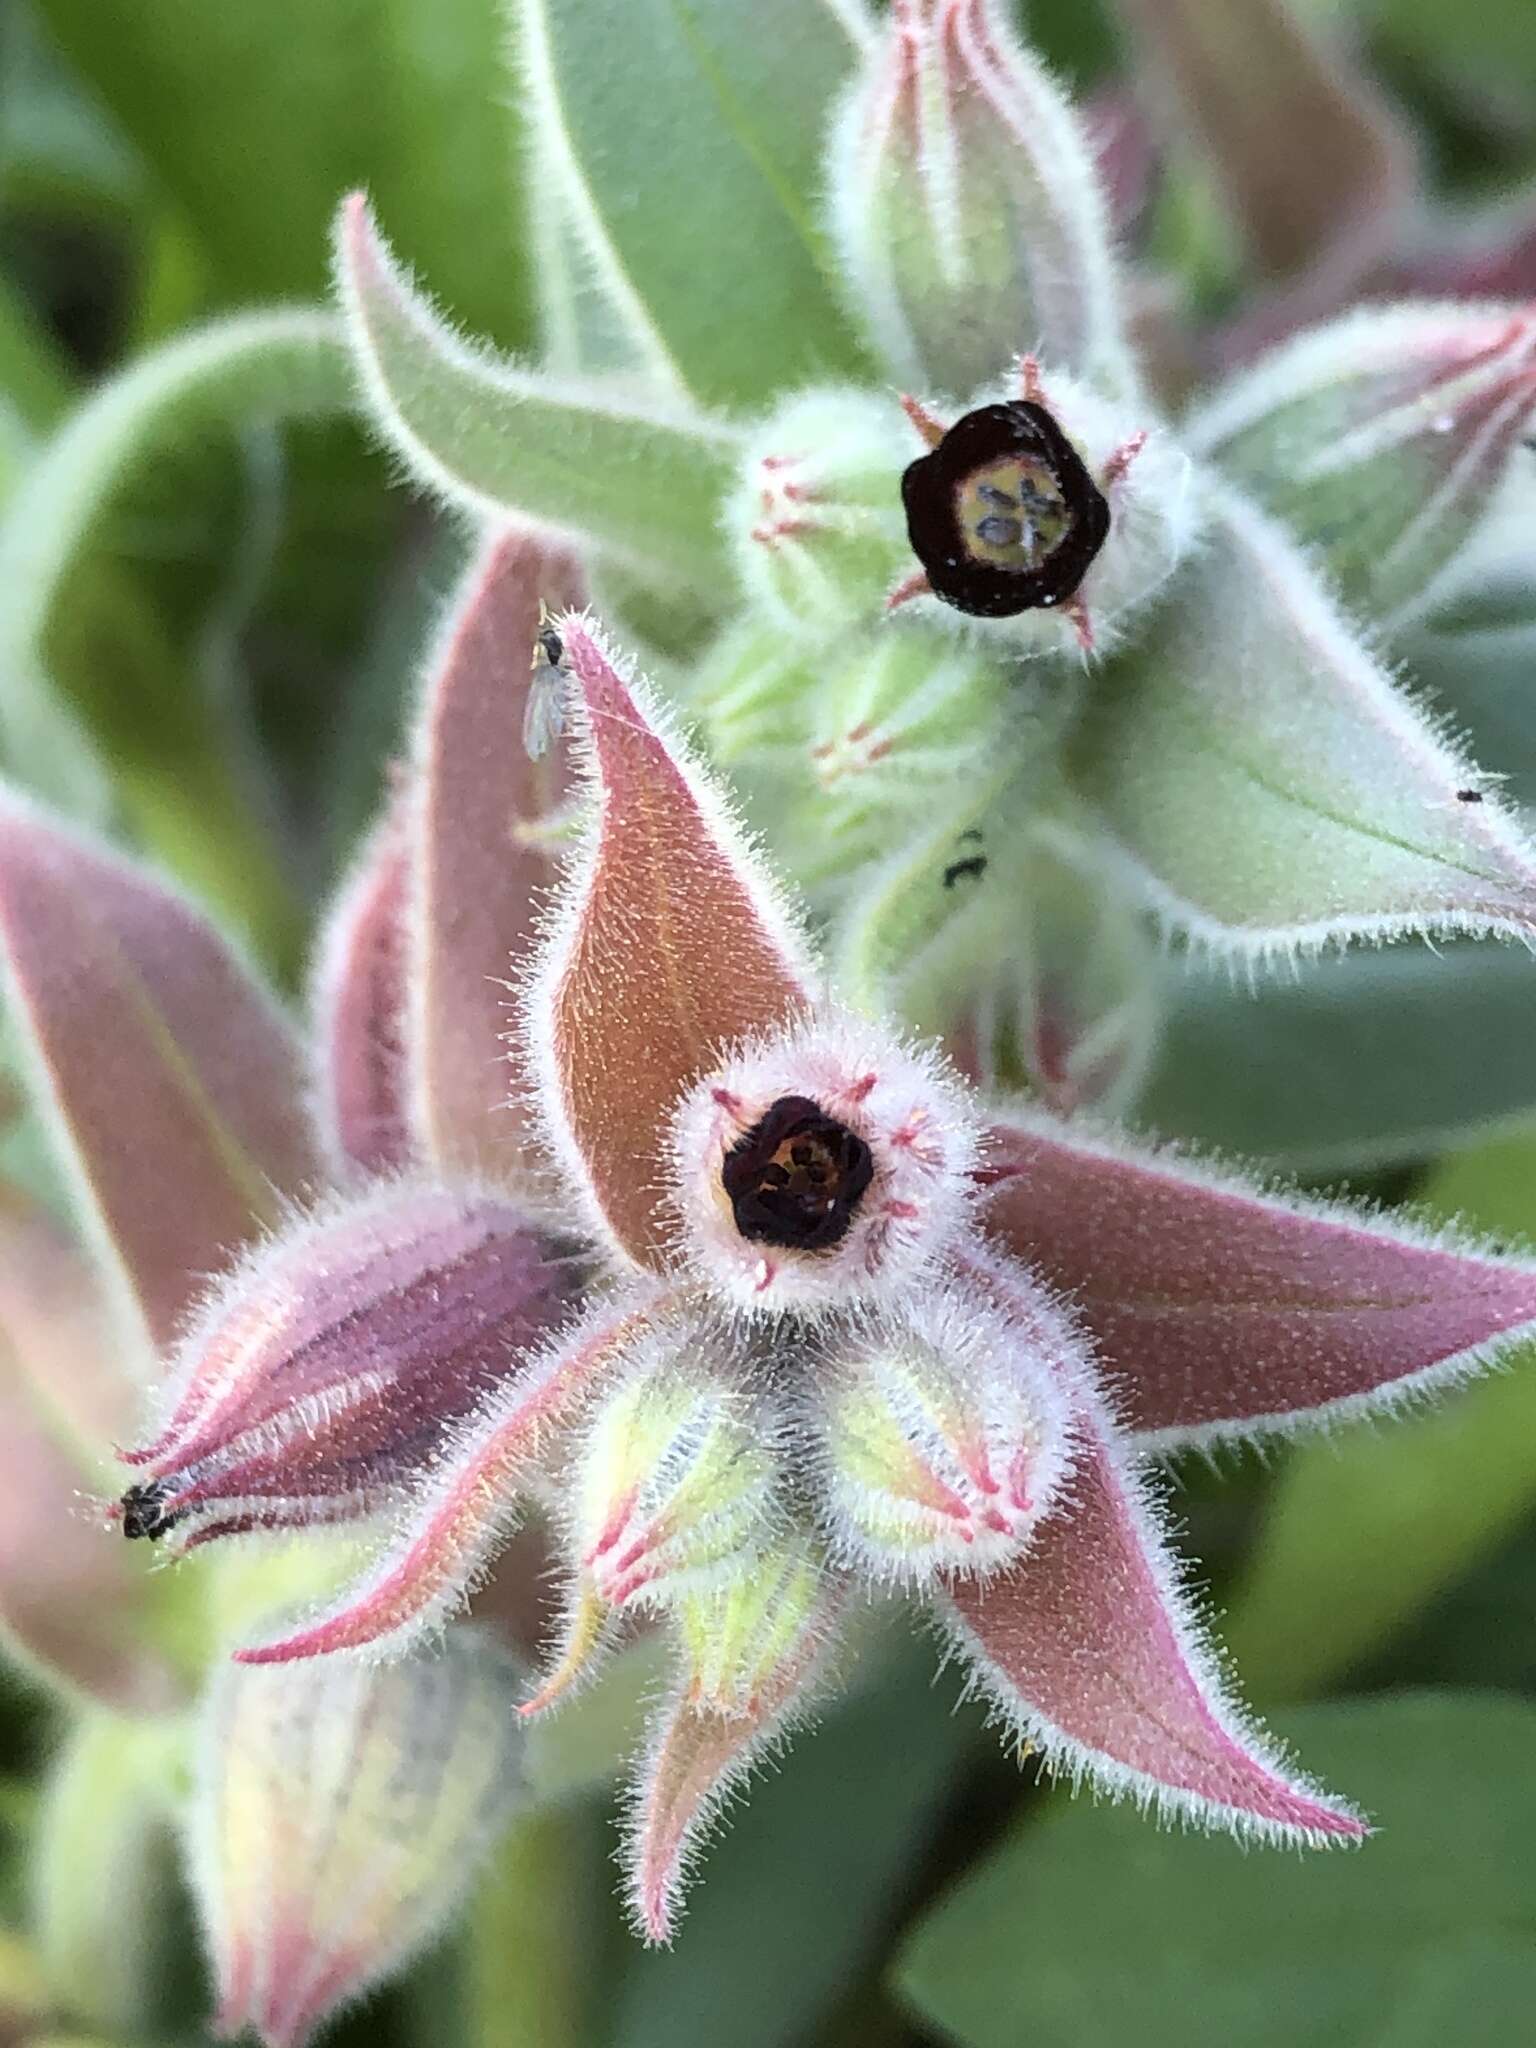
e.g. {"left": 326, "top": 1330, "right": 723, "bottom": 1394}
{"left": 943, "top": 854, "right": 988, "bottom": 888}
{"left": 958, "top": 827, "right": 984, "bottom": 844}
{"left": 1455, "top": 787, "right": 1484, "bottom": 804}
{"left": 120, "top": 1479, "right": 175, "bottom": 1542}
{"left": 526, "top": 621, "right": 571, "bottom": 761}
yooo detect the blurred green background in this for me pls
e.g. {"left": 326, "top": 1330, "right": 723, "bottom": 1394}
{"left": 1, "top": 2, "right": 1535, "bottom": 2043}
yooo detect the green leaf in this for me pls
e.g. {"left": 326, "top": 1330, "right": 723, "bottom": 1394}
{"left": 339, "top": 194, "right": 742, "bottom": 596}
{"left": 1021, "top": 0, "right": 1118, "bottom": 83}
{"left": 516, "top": 0, "right": 870, "bottom": 406}
{"left": 1072, "top": 486, "right": 1536, "bottom": 954}
{"left": 1223, "top": 1131, "right": 1536, "bottom": 1700}
{"left": 456, "top": 1805, "right": 619, "bottom": 2048}
{"left": 1376, "top": 0, "right": 1536, "bottom": 84}
{"left": 1370, "top": 1511, "right": 1536, "bottom": 1698}
{"left": 0, "top": 270, "right": 73, "bottom": 437}
{"left": 895, "top": 1692, "right": 1536, "bottom": 2048}
{"left": 34, "top": 0, "right": 533, "bottom": 345}
{"left": 1405, "top": 610, "right": 1536, "bottom": 812}
{"left": 0, "top": 309, "right": 354, "bottom": 957}
{"left": 0, "top": 1, "right": 147, "bottom": 222}
{"left": 608, "top": 1634, "right": 975, "bottom": 2048}
{"left": 32, "top": 1712, "right": 187, "bottom": 2037}
{"left": 1142, "top": 939, "right": 1536, "bottom": 1175}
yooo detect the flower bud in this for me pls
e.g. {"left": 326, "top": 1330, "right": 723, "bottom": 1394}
{"left": 803, "top": 628, "right": 1004, "bottom": 818}
{"left": 673, "top": 1534, "right": 834, "bottom": 1716}
{"left": 686, "top": 624, "right": 1008, "bottom": 903}
{"left": 826, "top": 0, "right": 1131, "bottom": 397}
{"left": 684, "top": 622, "right": 819, "bottom": 768}
{"left": 190, "top": 1632, "right": 523, "bottom": 2048}
{"left": 524, "top": 1329, "right": 785, "bottom": 1712}
{"left": 809, "top": 1276, "right": 1078, "bottom": 1583}
{"left": 574, "top": 1357, "right": 780, "bottom": 1606}
{"left": 1189, "top": 303, "right": 1536, "bottom": 625}
{"left": 119, "top": 1180, "right": 571, "bottom": 1552}
{"left": 669, "top": 1009, "right": 981, "bottom": 1314}
{"left": 727, "top": 389, "right": 913, "bottom": 635}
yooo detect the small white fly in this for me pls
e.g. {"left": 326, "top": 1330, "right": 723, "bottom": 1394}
{"left": 524, "top": 623, "right": 569, "bottom": 762}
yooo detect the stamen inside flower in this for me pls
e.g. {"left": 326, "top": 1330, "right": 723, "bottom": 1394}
{"left": 720, "top": 1095, "right": 874, "bottom": 1251}
{"left": 901, "top": 401, "right": 1109, "bottom": 618}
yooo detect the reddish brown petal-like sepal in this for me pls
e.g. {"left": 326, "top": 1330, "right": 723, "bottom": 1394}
{"left": 941, "top": 1399, "right": 1365, "bottom": 1844}
{"left": 982, "top": 1110, "right": 1536, "bottom": 1451}
{"left": 628, "top": 1555, "right": 840, "bottom": 1943}
{"left": 526, "top": 617, "right": 813, "bottom": 1267}
{"left": 0, "top": 793, "right": 319, "bottom": 1349}
{"left": 406, "top": 530, "right": 582, "bottom": 1180}
{"left": 311, "top": 794, "right": 414, "bottom": 1180}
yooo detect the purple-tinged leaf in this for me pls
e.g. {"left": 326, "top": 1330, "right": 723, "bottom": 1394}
{"left": 235, "top": 1289, "right": 668, "bottom": 1665}
{"left": 941, "top": 1399, "right": 1365, "bottom": 1846}
{"left": 335, "top": 195, "right": 741, "bottom": 595}
{"left": 1072, "top": 486, "right": 1536, "bottom": 954}
{"left": 0, "top": 793, "right": 320, "bottom": 1350}
{"left": 192, "top": 1633, "right": 523, "bottom": 2048}
{"left": 310, "top": 792, "right": 414, "bottom": 1181}
{"left": 526, "top": 616, "right": 813, "bottom": 1269}
{"left": 1111, "top": 0, "right": 1413, "bottom": 289}
{"left": 981, "top": 1108, "right": 1536, "bottom": 1452}
{"left": 406, "top": 528, "right": 582, "bottom": 1181}
{"left": 121, "top": 1179, "right": 572, "bottom": 1551}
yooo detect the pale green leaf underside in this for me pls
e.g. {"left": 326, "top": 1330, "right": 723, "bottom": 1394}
{"left": 340, "top": 196, "right": 742, "bottom": 594}
{"left": 895, "top": 1693, "right": 1536, "bottom": 2048}
{"left": 1144, "top": 940, "right": 1536, "bottom": 1174}
{"left": 521, "top": 0, "right": 870, "bottom": 406}
{"left": 1072, "top": 487, "right": 1536, "bottom": 953}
